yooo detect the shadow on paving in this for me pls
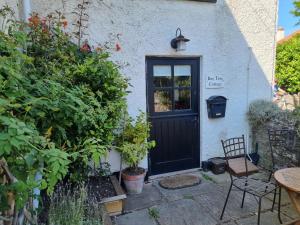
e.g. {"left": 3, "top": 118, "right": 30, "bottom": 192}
{"left": 115, "top": 173, "right": 297, "bottom": 225}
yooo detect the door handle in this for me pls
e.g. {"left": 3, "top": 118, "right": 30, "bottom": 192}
{"left": 192, "top": 117, "right": 199, "bottom": 125}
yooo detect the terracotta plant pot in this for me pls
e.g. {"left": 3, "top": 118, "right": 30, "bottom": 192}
{"left": 122, "top": 168, "right": 146, "bottom": 195}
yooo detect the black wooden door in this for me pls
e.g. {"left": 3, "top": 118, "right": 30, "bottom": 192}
{"left": 146, "top": 57, "right": 200, "bottom": 175}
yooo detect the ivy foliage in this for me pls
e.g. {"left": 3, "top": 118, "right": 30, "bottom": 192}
{"left": 275, "top": 33, "right": 300, "bottom": 94}
{"left": 0, "top": 9, "right": 128, "bottom": 210}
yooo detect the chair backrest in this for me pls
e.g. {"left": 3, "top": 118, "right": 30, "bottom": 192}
{"left": 268, "top": 129, "right": 299, "bottom": 170}
{"left": 221, "top": 135, "right": 249, "bottom": 177}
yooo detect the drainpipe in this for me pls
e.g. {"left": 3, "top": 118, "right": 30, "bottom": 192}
{"left": 21, "top": 0, "right": 31, "bottom": 21}
{"left": 246, "top": 47, "right": 252, "bottom": 157}
{"left": 271, "top": 0, "right": 279, "bottom": 99}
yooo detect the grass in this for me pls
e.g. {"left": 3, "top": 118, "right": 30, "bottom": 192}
{"left": 200, "top": 172, "right": 217, "bottom": 183}
{"left": 183, "top": 194, "right": 194, "bottom": 200}
{"left": 148, "top": 207, "right": 160, "bottom": 220}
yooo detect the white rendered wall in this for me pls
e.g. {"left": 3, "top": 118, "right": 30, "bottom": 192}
{"left": 0, "top": 0, "right": 20, "bottom": 20}
{"left": 2, "top": 0, "right": 278, "bottom": 173}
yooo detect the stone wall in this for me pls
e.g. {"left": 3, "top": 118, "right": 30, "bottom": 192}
{"left": 274, "top": 89, "right": 300, "bottom": 110}
{"left": 251, "top": 123, "right": 300, "bottom": 170}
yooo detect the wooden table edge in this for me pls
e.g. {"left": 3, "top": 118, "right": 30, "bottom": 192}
{"left": 274, "top": 168, "right": 300, "bottom": 193}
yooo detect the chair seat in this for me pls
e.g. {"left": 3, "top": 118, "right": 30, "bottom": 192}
{"left": 233, "top": 177, "right": 277, "bottom": 197}
{"left": 228, "top": 157, "right": 259, "bottom": 177}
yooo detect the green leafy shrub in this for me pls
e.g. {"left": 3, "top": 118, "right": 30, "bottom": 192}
{"left": 247, "top": 100, "right": 288, "bottom": 128}
{"left": 291, "top": 0, "right": 300, "bottom": 24}
{"left": 0, "top": 8, "right": 128, "bottom": 211}
{"left": 276, "top": 34, "right": 300, "bottom": 94}
{"left": 117, "top": 112, "right": 155, "bottom": 172}
{"left": 248, "top": 100, "right": 300, "bottom": 130}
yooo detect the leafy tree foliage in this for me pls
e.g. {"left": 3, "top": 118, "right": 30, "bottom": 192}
{"left": 292, "top": 0, "right": 300, "bottom": 25}
{"left": 275, "top": 34, "right": 300, "bottom": 94}
{"left": 0, "top": 9, "right": 128, "bottom": 210}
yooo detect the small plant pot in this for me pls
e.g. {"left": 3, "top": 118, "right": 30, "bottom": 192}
{"left": 122, "top": 168, "right": 146, "bottom": 195}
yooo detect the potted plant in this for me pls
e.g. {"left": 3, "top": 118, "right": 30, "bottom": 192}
{"left": 117, "top": 112, "right": 155, "bottom": 194}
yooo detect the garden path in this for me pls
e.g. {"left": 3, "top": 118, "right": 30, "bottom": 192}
{"left": 113, "top": 171, "right": 299, "bottom": 225}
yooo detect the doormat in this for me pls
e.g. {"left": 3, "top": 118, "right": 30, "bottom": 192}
{"left": 159, "top": 175, "right": 201, "bottom": 190}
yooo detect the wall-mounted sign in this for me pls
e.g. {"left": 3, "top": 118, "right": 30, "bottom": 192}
{"left": 206, "top": 75, "right": 224, "bottom": 89}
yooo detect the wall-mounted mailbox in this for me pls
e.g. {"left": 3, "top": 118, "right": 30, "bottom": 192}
{"left": 206, "top": 96, "right": 227, "bottom": 119}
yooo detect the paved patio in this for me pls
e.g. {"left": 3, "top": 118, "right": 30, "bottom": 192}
{"left": 113, "top": 171, "right": 299, "bottom": 225}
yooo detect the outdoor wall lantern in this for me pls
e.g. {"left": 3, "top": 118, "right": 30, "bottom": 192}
{"left": 170, "top": 28, "right": 190, "bottom": 51}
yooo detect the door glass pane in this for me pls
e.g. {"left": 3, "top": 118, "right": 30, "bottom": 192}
{"left": 174, "top": 65, "right": 191, "bottom": 87}
{"left": 153, "top": 65, "right": 172, "bottom": 87}
{"left": 174, "top": 89, "right": 191, "bottom": 110}
{"left": 154, "top": 90, "right": 172, "bottom": 112}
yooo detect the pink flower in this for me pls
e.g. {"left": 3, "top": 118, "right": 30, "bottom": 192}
{"left": 28, "top": 14, "right": 40, "bottom": 27}
{"left": 116, "top": 43, "right": 121, "bottom": 51}
{"left": 80, "top": 41, "right": 91, "bottom": 53}
{"left": 62, "top": 20, "right": 68, "bottom": 29}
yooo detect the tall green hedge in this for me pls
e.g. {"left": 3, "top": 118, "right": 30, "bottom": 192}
{"left": 275, "top": 34, "right": 300, "bottom": 94}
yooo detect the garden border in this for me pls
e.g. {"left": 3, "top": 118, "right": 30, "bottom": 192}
{"left": 100, "top": 175, "right": 127, "bottom": 216}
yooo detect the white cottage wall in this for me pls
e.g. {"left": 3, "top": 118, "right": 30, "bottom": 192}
{"left": 0, "top": 0, "right": 20, "bottom": 20}
{"left": 1, "top": 0, "right": 278, "bottom": 173}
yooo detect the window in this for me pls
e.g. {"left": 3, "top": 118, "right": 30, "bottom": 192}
{"left": 153, "top": 65, "right": 192, "bottom": 112}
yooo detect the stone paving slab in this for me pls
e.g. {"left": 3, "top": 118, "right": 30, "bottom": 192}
{"left": 236, "top": 211, "right": 292, "bottom": 225}
{"left": 115, "top": 209, "right": 157, "bottom": 225}
{"left": 124, "top": 183, "right": 163, "bottom": 212}
{"left": 155, "top": 198, "right": 218, "bottom": 225}
{"left": 115, "top": 172, "right": 297, "bottom": 225}
{"left": 193, "top": 190, "right": 257, "bottom": 222}
{"left": 280, "top": 204, "right": 300, "bottom": 220}
{"left": 222, "top": 222, "right": 238, "bottom": 225}
{"left": 200, "top": 171, "right": 231, "bottom": 184}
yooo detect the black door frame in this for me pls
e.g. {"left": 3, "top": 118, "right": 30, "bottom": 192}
{"left": 145, "top": 56, "right": 201, "bottom": 176}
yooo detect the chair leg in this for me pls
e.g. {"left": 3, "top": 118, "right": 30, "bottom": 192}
{"left": 257, "top": 197, "right": 262, "bottom": 225}
{"left": 271, "top": 188, "right": 277, "bottom": 212}
{"left": 220, "top": 182, "right": 233, "bottom": 220}
{"left": 241, "top": 190, "right": 246, "bottom": 208}
{"left": 278, "top": 186, "right": 283, "bottom": 224}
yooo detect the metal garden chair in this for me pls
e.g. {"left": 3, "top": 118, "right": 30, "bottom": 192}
{"left": 268, "top": 128, "right": 300, "bottom": 224}
{"left": 220, "top": 135, "right": 278, "bottom": 225}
